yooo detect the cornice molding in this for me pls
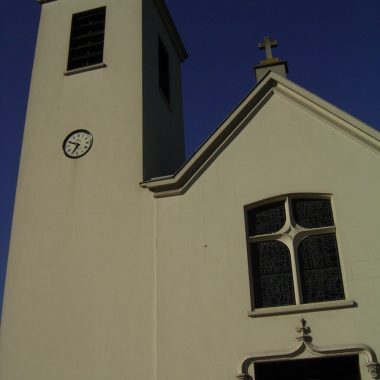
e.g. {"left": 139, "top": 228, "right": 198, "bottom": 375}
{"left": 273, "top": 83, "right": 380, "bottom": 153}
{"left": 38, "top": 0, "right": 58, "bottom": 4}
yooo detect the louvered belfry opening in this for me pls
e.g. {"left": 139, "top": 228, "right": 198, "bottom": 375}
{"left": 67, "top": 7, "right": 106, "bottom": 71}
{"left": 158, "top": 38, "right": 170, "bottom": 102}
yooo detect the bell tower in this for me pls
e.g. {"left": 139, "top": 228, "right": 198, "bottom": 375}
{"left": 0, "top": 1, "right": 187, "bottom": 379}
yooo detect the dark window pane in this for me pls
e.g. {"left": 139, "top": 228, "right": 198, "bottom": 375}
{"left": 292, "top": 198, "right": 334, "bottom": 228}
{"left": 251, "top": 241, "right": 295, "bottom": 308}
{"left": 247, "top": 201, "right": 286, "bottom": 236}
{"left": 67, "top": 7, "right": 106, "bottom": 71}
{"left": 298, "top": 234, "right": 345, "bottom": 303}
{"left": 159, "top": 38, "right": 170, "bottom": 101}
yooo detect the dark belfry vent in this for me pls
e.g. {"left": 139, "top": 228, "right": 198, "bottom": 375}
{"left": 159, "top": 38, "right": 170, "bottom": 102}
{"left": 67, "top": 7, "right": 106, "bottom": 71}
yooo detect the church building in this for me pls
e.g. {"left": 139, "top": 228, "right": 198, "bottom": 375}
{"left": 1, "top": 1, "right": 379, "bottom": 379}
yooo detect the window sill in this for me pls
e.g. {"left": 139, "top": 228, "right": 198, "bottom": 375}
{"left": 64, "top": 63, "right": 107, "bottom": 76}
{"left": 248, "top": 300, "right": 356, "bottom": 318}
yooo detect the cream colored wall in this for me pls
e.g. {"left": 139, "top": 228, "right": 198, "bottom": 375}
{"left": 0, "top": 1, "right": 156, "bottom": 379}
{"left": 155, "top": 92, "right": 380, "bottom": 379}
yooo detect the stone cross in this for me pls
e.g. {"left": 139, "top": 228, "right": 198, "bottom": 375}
{"left": 258, "top": 36, "right": 278, "bottom": 60}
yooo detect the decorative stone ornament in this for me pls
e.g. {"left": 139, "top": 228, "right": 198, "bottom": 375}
{"left": 237, "top": 319, "right": 380, "bottom": 380}
{"left": 368, "top": 363, "right": 380, "bottom": 380}
{"left": 296, "top": 318, "right": 312, "bottom": 343}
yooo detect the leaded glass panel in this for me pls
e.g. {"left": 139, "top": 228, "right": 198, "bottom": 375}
{"left": 251, "top": 241, "right": 295, "bottom": 308}
{"left": 298, "top": 234, "right": 344, "bottom": 303}
{"left": 292, "top": 198, "right": 334, "bottom": 229}
{"left": 247, "top": 201, "right": 286, "bottom": 236}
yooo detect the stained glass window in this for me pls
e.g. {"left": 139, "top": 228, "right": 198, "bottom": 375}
{"left": 292, "top": 198, "right": 334, "bottom": 228}
{"left": 251, "top": 241, "right": 295, "bottom": 308}
{"left": 247, "top": 201, "right": 286, "bottom": 236}
{"left": 245, "top": 195, "right": 345, "bottom": 311}
{"left": 298, "top": 234, "right": 345, "bottom": 303}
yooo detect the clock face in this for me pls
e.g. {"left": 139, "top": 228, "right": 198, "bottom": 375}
{"left": 63, "top": 129, "right": 93, "bottom": 159}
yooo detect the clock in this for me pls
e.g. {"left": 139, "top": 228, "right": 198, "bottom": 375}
{"left": 63, "top": 129, "right": 93, "bottom": 159}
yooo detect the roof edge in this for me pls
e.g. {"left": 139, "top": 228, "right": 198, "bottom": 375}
{"left": 140, "top": 77, "right": 278, "bottom": 195}
{"left": 141, "top": 72, "right": 380, "bottom": 197}
{"left": 38, "top": 0, "right": 58, "bottom": 4}
{"left": 273, "top": 83, "right": 380, "bottom": 152}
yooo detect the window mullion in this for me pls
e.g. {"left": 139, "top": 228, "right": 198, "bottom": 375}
{"left": 286, "top": 197, "right": 301, "bottom": 305}
{"left": 289, "top": 244, "right": 301, "bottom": 304}
{"left": 295, "top": 226, "right": 336, "bottom": 242}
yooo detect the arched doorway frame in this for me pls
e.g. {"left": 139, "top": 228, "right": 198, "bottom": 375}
{"left": 237, "top": 319, "right": 380, "bottom": 380}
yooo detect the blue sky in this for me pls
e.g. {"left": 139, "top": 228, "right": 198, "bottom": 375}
{"left": 1, "top": 0, "right": 379, "bottom": 315}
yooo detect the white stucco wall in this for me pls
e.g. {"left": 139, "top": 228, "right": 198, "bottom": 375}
{"left": 155, "top": 92, "right": 380, "bottom": 379}
{"left": 0, "top": 1, "right": 157, "bottom": 379}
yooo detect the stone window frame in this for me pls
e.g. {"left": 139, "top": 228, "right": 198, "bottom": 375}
{"left": 244, "top": 193, "right": 355, "bottom": 317}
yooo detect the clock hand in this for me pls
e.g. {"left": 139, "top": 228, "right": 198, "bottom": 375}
{"left": 72, "top": 143, "right": 81, "bottom": 153}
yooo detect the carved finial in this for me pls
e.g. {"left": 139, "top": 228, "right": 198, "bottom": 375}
{"left": 258, "top": 36, "right": 279, "bottom": 62}
{"left": 367, "top": 362, "right": 380, "bottom": 380}
{"left": 296, "top": 318, "right": 312, "bottom": 343}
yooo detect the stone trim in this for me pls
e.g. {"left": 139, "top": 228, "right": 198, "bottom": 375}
{"left": 38, "top": 0, "right": 58, "bottom": 4}
{"left": 64, "top": 63, "right": 107, "bottom": 76}
{"left": 248, "top": 299, "right": 356, "bottom": 318}
{"left": 141, "top": 73, "right": 380, "bottom": 197}
{"left": 237, "top": 319, "right": 380, "bottom": 380}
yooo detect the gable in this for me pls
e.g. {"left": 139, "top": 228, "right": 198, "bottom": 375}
{"left": 141, "top": 73, "right": 380, "bottom": 197}
{"left": 153, "top": 81, "right": 380, "bottom": 379}
{"left": 160, "top": 90, "right": 379, "bottom": 206}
